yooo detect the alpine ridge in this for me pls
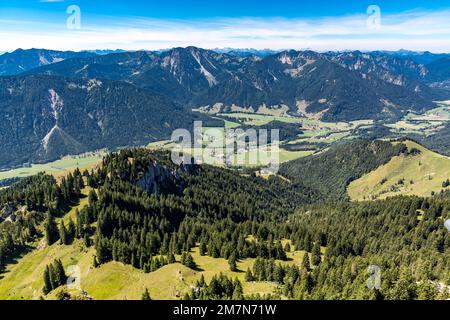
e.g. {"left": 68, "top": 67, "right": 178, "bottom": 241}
{"left": 23, "top": 47, "right": 449, "bottom": 121}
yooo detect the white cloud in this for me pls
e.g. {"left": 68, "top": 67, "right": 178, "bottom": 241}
{"left": 1, "top": 9, "right": 450, "bottom": 52}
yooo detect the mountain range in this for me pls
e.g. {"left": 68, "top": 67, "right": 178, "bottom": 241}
{"left": 22, "top": 47, "right": 450, "bottom": 120}
{"left": 1, "top": 47, "right": 450, "bottom": 168}
{"left": 0, "top": 49, "right": 96, "bottom": 76}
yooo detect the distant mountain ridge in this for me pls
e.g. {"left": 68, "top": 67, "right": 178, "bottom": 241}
{"left": 376, "top": 49, "right": 450, "bottom": 65}
{"left": 0, "top": 49, "right": 96, "bottom": 76}
{"left": 23, "top": 47, "right": 449, "bottom": 121}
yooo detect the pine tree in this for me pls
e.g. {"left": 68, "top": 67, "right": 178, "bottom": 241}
{"left": 183, "top": 292, "right": 191, "bottom": 300}
{"left": 301, "top": 253, "right": 311, "bottom": 272}
{"left": 168, "top": 252, "right": 176, "bottom": 264}
{"left": 84, "top": 233, "right": 91, "bottom": 247}
{"left": 88, "top": 189, "right": 98, "bottom": 206}
{"left": 275, "top": 241, "right": 286, "bottom": 260}
{"left": 141, "top": 288, "right": 151, "bottom": 300}
{"left": 184, "top": 253, "right": 196, "bottom": 269}
{"left": 59, "top": 221, "right": 68, "bottom": 245}
{"left": 160, "top": 234, "right": 169, "bottom": 255}
{"left": 199, "top": 241, "right": 207, "bottom": 256}
{"left": 311, "top": 242, "right": 321, "bottom": 266}
{"left": 67, "top": 217, "right": 76, "bottom": 241}
{"left": 197, "top": 274, "right": 206, "bottom": 287}
{"left": 48, "top": 263, "right": 57, "bottom": 289}
{"left": 274, "top": 264, "right": 284, "bottom": 283}
{"left": 232, "top": 280, "right": 244, "bottom": 300}
{"left": 45, "top": 213, "right": 59, "bottom": 245}
{"left": 96, "top": 237, "right": 111, "bottom": 264}
{"left": 180, "top": 252, "right": 187, "bottom": 265}
{"left": 43, "top": 266, "right": 52, "bottom": 294}
{"left": 153, "top": 257, "right": 161, "bottom": 270}
{"left": 228, "top": 252, "right": 237, "bottom": 272}
{"left": 75, "top": 209, "right": 83, "bottom": 238}
{"left": 245, "top": 268, "right": 254, "bottom": 282}
{"left": 53, "top": 259, "right": 66, "bottom": 287}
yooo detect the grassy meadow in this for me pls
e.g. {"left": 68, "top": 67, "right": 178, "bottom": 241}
{"left": 348, "top": 140, "right": 450, "bottom": 200}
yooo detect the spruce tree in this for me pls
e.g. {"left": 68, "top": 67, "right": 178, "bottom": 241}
{"left": 67, "top": 217, "right": 76, "bottom": 241}
{"left": 228, "top": 252, "right": 238, "bottom": 272}
{"left": 245, "top": 268, "right": 254, "bottom": 282}
{"left": 88, "top": 189, "right": 98, "bottom": 206}
{"left": 59, "top": 221, "right": 68, "bottom": 245}
{"left": 141, "top": 288, "right": 151, "bottom": 300}
{"left": 199, "top": 241, "right": 207, "bottom": 256}
{"left": 168, "top": 252, "right": 176, "bottom": 264}
{"left": 75, "top": 209, "right": 83, "bottom": 238}
{"left": 84, "top": 233, "right": 91, "bottom": 247}
{"left": 311, "top": 242, "right": 321, "bottom": 266}
{"left": 53, "top": 259, "right": 66, "bottom": 287}
{"left": 48, "top": 263, "right": 57, "bottom": 289}
{"left": 232, "top": 281, "right": 244, "bottom": 300}
{"left": 43, "top": 266, "right": 52, "bottom": 294}
{"left": 301, "top": 253, "right": 311, "bottom": 272}
{"left": 45, "top": 213, "right": 59, "bottom": 245}
{"left": 184, "top": 253, "right": 196, "bottom": 269}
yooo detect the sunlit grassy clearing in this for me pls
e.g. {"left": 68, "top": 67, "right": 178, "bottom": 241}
{"left": 0, "top": 240, "right": 310, "bottom": 300}
{"left": 0, "top": 152, "right": 105, "bottom": 181}
{"left": 348, "top": 140, "right": 450, "bottom": 200}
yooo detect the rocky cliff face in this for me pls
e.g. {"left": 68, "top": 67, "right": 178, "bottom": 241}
{"left": 136, "top": 161, "right": 173, "bottom": 195}
{"left": 0, "top": 202, "right": 25, "bottom": 223}
{"left": 136, "top": 160, "right": 198, "bottom": 196}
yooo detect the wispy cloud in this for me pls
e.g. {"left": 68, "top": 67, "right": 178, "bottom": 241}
{"left": 1, "top": 8, "right": 450, "bottom": 52}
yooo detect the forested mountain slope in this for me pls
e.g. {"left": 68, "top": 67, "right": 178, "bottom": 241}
{"left": 279, "top": 140, "right": 408, "bottom": 200}
{"left": 0, "top": 75, "right": 200, "bottom": 168}
{"left": 0, "top": 148, "right": 448, "bottom": 300}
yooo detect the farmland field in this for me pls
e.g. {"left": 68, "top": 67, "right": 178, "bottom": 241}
{"left": 0, "top": 151, "right": 105, "bottom": 182}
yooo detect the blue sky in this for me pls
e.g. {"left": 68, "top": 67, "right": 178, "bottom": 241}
{"left": 3, "top": 0, "right": 448, "bottom": 19}
{"left": 1, "top": 0, "right": 450, "bottom": 52}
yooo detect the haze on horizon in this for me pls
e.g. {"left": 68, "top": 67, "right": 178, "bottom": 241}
{"left": 1, "top": 0, "right": 450, "bottom": 53}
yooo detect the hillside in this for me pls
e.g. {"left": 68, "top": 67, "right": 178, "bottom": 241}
{"left": 0, "top": 148, "right": 449, "bottom": 300}
{"left": 0, "top": 74, "right": 200, "bottom": 168}
{"left": 348, "top": 140, "right": 450, "bottom": 200}
{"left": 425, "top": 56, "right": 450, "bottom": 88}
{"left": 279, "top": 140, "right": 407, "bottom": 200}
{"left": 0, "top": 239, "right": 306, "bottom": 300}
